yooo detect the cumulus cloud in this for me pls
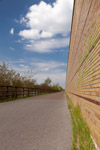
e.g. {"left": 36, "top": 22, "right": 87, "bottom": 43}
{"left": 10, "top": 28, "right": 14, "bottom": 35}
{"left": 25, "top": 37, "right": 69, "bottom": 53}
{"left": 19, "top": 29, "right": 53, "bottom": 40}
{"left": 18, "top": 0, "right": 74, "bottom": 53}
{"left": 19, "top": 29, "right": 40, "bottom": 40}
{"left": 19, "top": 0, "right": 73, "bottom": 38}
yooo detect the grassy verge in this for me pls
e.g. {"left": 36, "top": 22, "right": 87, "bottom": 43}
{"left": 66, "top": 93, "right": 96, "bottom": 150}
{"left": 0, "top": 93, "right": 51, "bottom": 103}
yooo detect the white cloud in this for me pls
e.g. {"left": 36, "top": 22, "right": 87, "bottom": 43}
{"left": 19, "top": 0, "right": 73, "bottom": 38}
{"left": 10, "top": 28, "right": 14, "bottom": 35}
{"left": 14, "top": 65, "right": 66, "bottom": 88}
{"left": 25, "top": 37, "right": 69, "bottom": 53}
{"left": 41, "top": 31, "right": 53, "bottom": 38}
{"left": 33, "top": 60, "right": 66, "bottom": 72}
{"left": 30, "top": 60, "right": 67, "bottom": 88}
{"left": 14, "top": 19, "right": 19, "bottom": 23}
{"left": 18, "top": 0, "right": 74, "bottom": 53}
{"left": 20, "top": 17, "right": 27, "bottom": 24}
{"left": 36, "top": 71, "right": 66, "bottom": 88}
{"left": 9, "top": 47, "right": 15, "bottom": 51}
{"left": 19, "top": 29, "right": 40, "bottom": 40}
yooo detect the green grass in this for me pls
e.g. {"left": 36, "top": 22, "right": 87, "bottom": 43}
{"left": 0, "top": 95, "right": 35, "bottom": 103}
{"left": 0, "top": 92, "right": 51, "bottom": 103}
{"left": 66, "top": 93, "right": 96, "bottom": 150}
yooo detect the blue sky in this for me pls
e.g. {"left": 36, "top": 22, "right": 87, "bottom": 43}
{"left": 0, "top": 0, "right": 73, "bottom": 88}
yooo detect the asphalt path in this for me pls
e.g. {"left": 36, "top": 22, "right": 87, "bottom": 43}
{"left": 0, "top": 91, "right": 72, "bottom": 150}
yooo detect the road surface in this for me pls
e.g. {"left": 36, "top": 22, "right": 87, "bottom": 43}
{"left": 0, "top": 91, "right": 72, "bottom": 150}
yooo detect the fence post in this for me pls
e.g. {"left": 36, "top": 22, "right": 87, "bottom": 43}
{"left": 28, "top": 88, "right": 29, "bottom": 96}
{"left": 23, "top": 87, "right": 24, "bottom": 97}
{"left": 33, "top": 88, "right": 34, "bottom": 95}
{"left": 31, "top": 88, "right": 33, "bottom": 95}
{"left": 0, "top": 85, "right": 60, "bottom": 101}
{"left": 35, "top": 88, "right": 37, "bottom": 95}
{"left": 6, "top": 86, "right": 8, "bottom": 99}
{"left": 15, "top": 87, "right": 18, "bottom": 98}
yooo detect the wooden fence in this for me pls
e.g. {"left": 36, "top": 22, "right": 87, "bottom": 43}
{"left": 66, "top": 0, "right": 100, "bottom": 149}
{"left": 0, "top": 86, "right": 60, "bottom": 101}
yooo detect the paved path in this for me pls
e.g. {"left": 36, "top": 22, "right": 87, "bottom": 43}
{"left": 0, "top": 91, "right": 72, "bottom": 150}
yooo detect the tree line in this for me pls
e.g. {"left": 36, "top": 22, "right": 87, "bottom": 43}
{"left": 0, "top": 61, "right": 63, "bottom": 91}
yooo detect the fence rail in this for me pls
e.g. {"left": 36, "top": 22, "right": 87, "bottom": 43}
{"left": 0, "top": 86, "right": 60, "bottom": 101}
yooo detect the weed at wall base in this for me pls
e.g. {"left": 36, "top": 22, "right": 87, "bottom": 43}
{"left": 66, "top": 93, "right": 96, "bottom": 150}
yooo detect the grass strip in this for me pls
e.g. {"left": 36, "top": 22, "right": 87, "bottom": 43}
{"left": 0, "top": 93, "right": 51, "bottom": 103}
{"left": 66, "top": 93, "right": 96, "bottom": 150}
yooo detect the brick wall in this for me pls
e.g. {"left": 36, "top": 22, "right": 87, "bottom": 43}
{"left": 66, "top": 0, "right": 100, "bottom": 148}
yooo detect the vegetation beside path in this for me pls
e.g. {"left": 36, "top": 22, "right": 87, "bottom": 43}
{"left": 66, "top": 93, "right": 96, "bottom": 150}
{"left": 0, "top": 61, "right": 63, "bottom": 90}
{"left": 0, "top": 61, "right": 63, "bottom": 101}
{"left": 0, "top": 92, "right": 53, "bottom": 103}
